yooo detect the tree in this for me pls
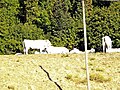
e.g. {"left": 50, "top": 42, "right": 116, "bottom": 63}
{"left": 0, "top": 0, "right": 20, "bottom": 54}
{"left": 46, "top": 0, "right": 81, "bottom": 49}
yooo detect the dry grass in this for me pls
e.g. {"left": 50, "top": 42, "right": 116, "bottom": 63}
{"left": 0, "top": 53, "right": 120, "bottom": 90}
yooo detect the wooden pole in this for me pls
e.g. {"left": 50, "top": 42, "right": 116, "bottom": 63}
{"left": 82, "top": 0, "right": 90, "bottom": 90}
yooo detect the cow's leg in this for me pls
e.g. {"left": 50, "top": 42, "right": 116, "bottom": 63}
{"left": 107, "top": 42, "right": 112, "bottom": 52}
{"left": 105, "top": 43, "right": 108, "bottom": 52}
{"left": 40, "top": 47, "right": 45, "bottom": 53}
{"left": 25, "top": 48, "right": 29, "bottom": 54}
{"left": 102, "top": 37, "right": 105, "bottom": 52}
{"left": 23, "top": 48, "right": 26, "bottom": 54}
{"left": 103, "top": 43, "right": 105, "bottom": 52}
{"left": 39, "top": 48, "right": 41, "bottom": 54}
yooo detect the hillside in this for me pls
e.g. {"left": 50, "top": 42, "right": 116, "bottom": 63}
{"left": 0, "top": 53, "right": 120, "bottom": 90}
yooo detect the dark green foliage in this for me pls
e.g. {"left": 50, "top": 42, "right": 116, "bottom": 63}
{"left": 0, "top": 0, "right": 20, "bottom": 54}
{"left": 0, "top": 0, "right": 44, "bottom": 54}
{"left": 0, "top": 0, "right": 120, "bottom": 54}
{"left": 87, "top": 2, "right": 120, "bottom": 51}
{"left": 48, "top": 0, "right": 79, "bottom": 49}
{"left": 92, "top": 0, "right": 111, "bottom": 7}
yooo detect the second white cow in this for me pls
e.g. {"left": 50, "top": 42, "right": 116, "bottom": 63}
{"left": 70, "top": 48, "right": 83, "bottom": 54}
{"left": 102, "top": 36, "right": 112, "bottom": 52}
{"left": 45, "top": 46, "right": 69, "bottom": 54}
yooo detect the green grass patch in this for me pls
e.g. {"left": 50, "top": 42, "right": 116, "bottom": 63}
{"left": 90, "top": 57, "right": 96, "bottom": 61}
{"left": 90, "top": 73, "right": 112, "bottom": 83}
{"left": 61, "top": 54, "right": 70, "bottom": 57}
{"left": 96, "top": 67, "right": 104, "bottom": 72}
{"left": 65, "top": 74, "right": 87, "bottom": 84}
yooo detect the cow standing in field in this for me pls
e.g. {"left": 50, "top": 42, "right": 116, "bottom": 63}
{"left": 102, "top": 36, "right": 112, "bottom": 52}
{"left": 23, "top": 39, "right": 52, "bottom": 54}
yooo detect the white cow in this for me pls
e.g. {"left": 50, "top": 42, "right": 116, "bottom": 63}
{"left": 87, "top": 48, "right": 95, "bottom": 53}
{"left": 102, "top": 36, "right": 112, "bottom": 52}
{"left": 45, "top": 46, "right": 69, "bottom": 54}
{"left": 23, "top": 39, "right": 52, "bottom": 54}
{"left": 70, "top": 48, "right": 83, "bottom": 54}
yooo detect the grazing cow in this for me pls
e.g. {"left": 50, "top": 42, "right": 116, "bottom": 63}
{"left": 15, "top": 53, "right": 22, "bottom": 55}
{"left": 87, "top": 48, "right": 95, "bottom": 53}
{"left": 70, "top": 48, "right": 83, "bottom": 54}
{"left": 106, "top": 48, "right": 120, "bottom": 53}
{"left": 45, "top": 46, "right": 69, "bottom": 54}
{"left": 102, "top": 36, "right": 112, "bottom": 52}
{"left": 23, "top": 39, "right": 51, "bottom": 54}
{"left": 90, "top": 48, "right": 95, "bottom": 53}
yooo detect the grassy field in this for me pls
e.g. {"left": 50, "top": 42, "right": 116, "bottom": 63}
{"left": 0, "top": 53, "right": 120, "bottom": 90}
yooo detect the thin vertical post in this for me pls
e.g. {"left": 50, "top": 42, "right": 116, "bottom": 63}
{"left": 82, "top": 0, "right": 90, "bottom": 90}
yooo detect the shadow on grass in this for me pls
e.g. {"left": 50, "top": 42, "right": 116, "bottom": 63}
{"left": 39, "top": 65, "right": 62, "bottom": 90}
